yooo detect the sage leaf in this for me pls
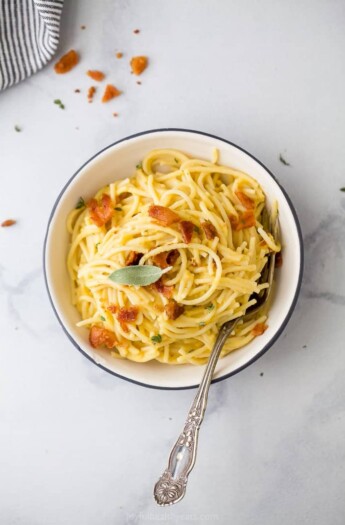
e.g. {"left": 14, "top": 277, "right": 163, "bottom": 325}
{"left": 109, "top": 265, "right": 165, "bottom": 286}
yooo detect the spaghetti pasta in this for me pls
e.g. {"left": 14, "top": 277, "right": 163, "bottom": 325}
{"left": 67, "top": 149, "right": 280, "bottom": 365}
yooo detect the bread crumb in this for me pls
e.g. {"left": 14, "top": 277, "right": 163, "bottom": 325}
{"left": 87, "top": 86, "right": 96, "bottom": 102}
{"left": 130, "top": 56, "right": 148, "bottom": 75}
{"left": 116, "top": 52, "right": 123, "bottom": 59}
{"left": 102, "top": 84, "right": 122, "bottom": 102}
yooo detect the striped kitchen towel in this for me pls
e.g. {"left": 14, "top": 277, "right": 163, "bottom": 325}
{"left": 0, "top": 0, "right": 64, "bottom": 91}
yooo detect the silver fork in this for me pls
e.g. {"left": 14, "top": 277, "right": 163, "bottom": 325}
{"left": 154, "top": 213, "right": 279, "bottom": 506}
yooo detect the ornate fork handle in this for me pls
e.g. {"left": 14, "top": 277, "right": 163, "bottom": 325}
{"left": 154, "top": 319, "right": 239, "bottom": 506}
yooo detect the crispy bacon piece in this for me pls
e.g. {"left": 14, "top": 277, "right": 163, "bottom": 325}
{"left": 275, "top": 252, "right": 283, "bottom": 268}
{"left": 1, "top": 219, "right": 16, "bottom": 227}
{"left": 102, "top": 84, "right": 122, "bottom": 102}
{"left": 152, "top": 249, "right": 179, "bottom": 269}
{"left": 88, "top": 193, "right": 114, "bottom": 227}
{"left": 107, "top": 304, "right": 118, "bottom": 314}
{"left": 89, "top": 326, "right": 117, "bottom": 349}
{"left": 165, "top": 300, "right": 184, "bottom": 320}
{"left": 87, "top": 70, "right": 105, "bottom": 81}
{"left": 54, "top": 50, "right": 79, "bottom": 74}
{"left": 235, "top": 190, "right": 255, "bottom": 209}
{"left": 118, "top": 192, "right": 132, "bottom": 201}
{"left": 252, "top": 323, "right": 268, "bottom": 336}
{"left": 130, "top": 56, "right": 148, "bottom": 75}
{"left": 148, "top": 205, "right": 180, "bottom": 226}
{"left": 154, "top": 278, "right": 174, "bottom": 298}
{"left": 178, "top": 221, "right": 194, "bottom": 243}
{"left": 125, "top": 251, "right": 143, "bottom": 266}
{"left": 117, "top": 306, "right": 139, "bottom": 323}
{"left": 201, "top": 221, "right": 218, "bottom": 240}
{"left": 229, "top": 211, "right": 256, "bottom": 231}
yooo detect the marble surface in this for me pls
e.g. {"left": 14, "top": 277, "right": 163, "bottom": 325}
{"left": 1, "top": 1, "right": 345, "bottom": 524}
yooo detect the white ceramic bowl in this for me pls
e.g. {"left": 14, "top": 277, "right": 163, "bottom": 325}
{"left": 44, "top": 129, "right": 303, "bottom": 389}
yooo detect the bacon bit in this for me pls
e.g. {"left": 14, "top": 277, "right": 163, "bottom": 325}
{"left": 275, "top": 252, "right": 283, "bottom": 268}
{"left": 1, "top": 219, "right": 16, "bottom": 227}
{"left": 235, "top": 190, "right": 255, "bottom": 209}
{"left": 165, "top": 300, "right": 184, "bottom": 320}
{"left": 116, "top": 52, "right": 123, "bottom": 59}
{"left": 89, "top": 326, "right": 117, "bottom": 349}
{"left": 148, "top": 205, "right": 180, "bottom": 226}
{"left": 87, "top": 193, "right": 114, "bottom": 227}
{"left": 107, "top": 304, "right": 118, "bottom": 314}
{"left": 102, "top": 84, "right": 122, "bottom": 102}
{"left": 125, "top": 251, "right": 143, "bottom": 266}
{"left": 252, "top": 323, "right": 268, "bottom": 336}
{"left": 229, "top": 211, "right": 256, "bottom": 231}
{"left": 133, "top": 29, "right": 140, "bottom": 34}
{"left": 87, "top": 70, "right": 105, "bottom": 82}
{"left": 154, "top": 278, "right": 174, "bottom": 298}
{"left": 152, "top": 249, "right": 178, "bottom": 269}
{"left": 118, "top": 192, "right": 131, "bottom": 201}
{"left": 117, "top": 306, "right": 139, "bottom": 323}
{"left": 179, "top": 221, "right": 194, "bottom": 243}
{"left": 54, "top": 49, "right": 79, "bottom": 74}
{"left": 74, "top": 88, "right": 80, "bottom": 93}
{"left": 87, "top": 86, "right": 96, "bottom": 102}
{"left": 130, "top": 56, "right": 148, "bottom": 76}
{"left": 167, "top": 249, "right": 179, "bottom": 265}
{"left": 201, "top": 221, "right": 218, "bottom": 240}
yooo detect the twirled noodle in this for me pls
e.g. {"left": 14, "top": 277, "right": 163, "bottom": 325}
{"left": 67, "top": 149, "right": 281, "bottom": 365}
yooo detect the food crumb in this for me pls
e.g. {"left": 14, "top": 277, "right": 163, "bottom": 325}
{"left": 74, "top": 88, "right": 81, "bottom": 93}
{"left": 116, "top": 52, "right": 123, "bottom": 59}
{"left": 302, "top": 344, "right": 307, "bottom": 348}
{"left": 136, "top": 81, "right": 141, "bottom": 85}
{"left": 81, "top": 25, "right": 86, "bottom": 30}
{"left": 87, "top": 70, "right": 105, "bottom": 82}
{"left": 54, "top": 49, "right": 79, "bottom": 74}
{"left": 133, "top": 29, "right": 140, "bottom": 34}
{"left": 113, "top": 112, "right": 119, "bottom": 117}
{"left": 87, "top": 86, "right": 96, "bottom": 102}
{"left": 168, "top": 417, "right": 172, "bottom": 421}
{"left": 130, "top": 56, "right": 148, "bottom": 76}
{"left": 54, "top": 99, "right": 65, "bottom": 109}
{"left": 102, "top": 84, "right": 122, "bottom": 103}
{"left": 1, "top": 219, "right": 16, "bottom": 227}
{"left": 279, "top": 153, "right": 290, "bottom": 166}
{"left": 260, "top": 372, "right": 264, "bottom": 377}
{"left": 14, "top": 125, "right": 21, "bottom": 132}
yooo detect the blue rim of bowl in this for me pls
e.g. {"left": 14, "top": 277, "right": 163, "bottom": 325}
{"left": 43, "top": 128, "right": 304, "bottom": 390}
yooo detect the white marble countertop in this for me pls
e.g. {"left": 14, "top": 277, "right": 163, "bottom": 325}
{"left": 1, "top": 1, "right": 345, "bottom": 524}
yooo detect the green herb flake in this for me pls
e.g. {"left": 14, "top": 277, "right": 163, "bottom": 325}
{"left": 114, "top": 207, "right": 123, "bottom": 211}
{"left": 95, "top": 242, "right": 100, "bottom": 249}
{"left": 54, "top": 99, "right": 65, "bottom": 109}
{"left": 14, "top": 125, "right": 21, "bottom": 132}
{"left": 136, "top": 162, "right": 142, "bottom": 169}
{"left": 100, "top": 315, "right": 106, "bottom": 322}
{"left": 174, "top": 158, "right": 179, "bottom": 164}
{"left": 340, "top": 187, "right": 345, "bottom": 192}
{"left": 194, "top": 225, "right": 200, "bottom": 234}
{"left": 198, "top": 322, "right": 206, "bottom": 327}
{"left": 204, "top": 303, "right": 214, "bottom": 311}
{"left": 109, "top": 265, "right": 165, "bottom": 286}
{"left": 279, "top": 153, "right": 290, "bottom": 166}
{"left": 76, "top": 197, "right": 85, "bottom": 209}
{"left": 151, "top": 334, "right": 162, "bottom": 344}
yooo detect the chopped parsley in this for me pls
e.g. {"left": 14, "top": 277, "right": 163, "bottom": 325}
{"left": 114, "top": 207, "right": 123, "bottom": 211}
{"left": 279, "top": 153, "right": 290, "bottom": 166}
{"left": 54, "top": 99, "right": 65, "bottom": 109}
{"left": 340, "top": 188, "right": 345, "bottom": 192}
{"left": 76, "top": 197, "right": 85, "bottom": 209}
{"left": 14, "top": 125, "right": 21, "bottom": 132}
{"left": 174, "top": 158, "right": 179, "bottom": 164}
{"left": 194, "top": 225, "right": 200, "bottom": 234}
{"left": 136, "top": 162, "right": 142, "bottom": 169}
{"left": 151, "top": 334, "right": 162, "bottom": 344}
{"left": 204, "top": 303, "right": 214, "bottom": 311}
{"left": 100, "top": 315, "right": 106, "bottom": 321}
{"left": 198, "top": 322, "right": 206, "bottom": 327}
